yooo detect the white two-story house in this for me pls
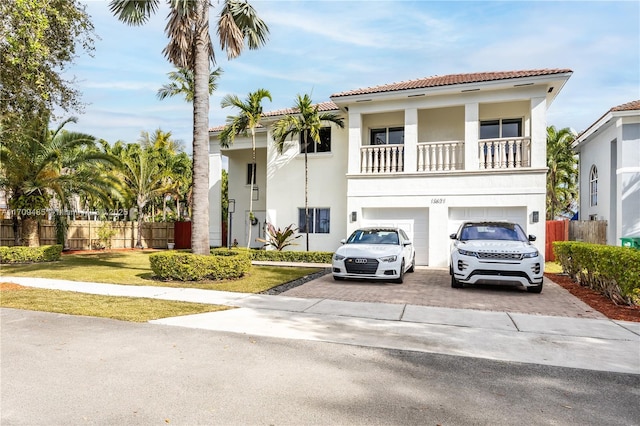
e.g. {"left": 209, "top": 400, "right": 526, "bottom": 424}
{"left": 572, "top": 100, "right": 640, "bottom": 245}
{"left": 207, "top": 69, "right": 572, "bottom": 267}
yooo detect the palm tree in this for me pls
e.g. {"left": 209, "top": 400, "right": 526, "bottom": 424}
{"left": 272, "top": 94, "right": 344, "bottom": 251}
{"left": 109, "top": 0, "right": 269, "bottom": 255}
{"left": 219, "top": 89, "right": 271, "bottom": 248}
{"left": 118, "top": 144, "right": 172, "bottom": 248}
{"left": 546, "top": 125, "right": 578, "bottom": 220}
{"left": 0, "top": 115, "right": 118, "bottom": 246}
{"left": 157, "top": 67, "right": 223, "bottom": 102}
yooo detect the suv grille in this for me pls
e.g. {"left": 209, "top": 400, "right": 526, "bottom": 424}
{"left": 344, "top": 258, "right": 379, "bottom": 274}
{"left": 477, "top": 252, "right": 523, "bottom": 260}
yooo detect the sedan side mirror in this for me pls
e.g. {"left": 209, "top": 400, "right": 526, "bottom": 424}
{"left": 403, "top": 240, "right": 412, "bottom": 246}
{"left": 449, "top": 233, "right": 457, "bottom": 240}
{"left": 528, "top": 235, "right": 536, "bottom": 242}
{"left": 340, "top": 239, "right": 346, "bottom": 244}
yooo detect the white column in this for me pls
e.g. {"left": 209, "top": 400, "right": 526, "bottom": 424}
{"left": 404, "top": 108, "right": 418, "bottom": 173}
{"left": 348, "top": 111, "right": 362, "bottom": 175}
{"left": 208, "top": 140, "right": 223, "bottom": 247}
{"left": 465, "top": 102, "right": 479, "bottom": 170}
{"left": 530, "top": 96, "right": 546, "bottom": 168}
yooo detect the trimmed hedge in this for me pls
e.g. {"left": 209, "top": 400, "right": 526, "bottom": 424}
{"left": 211, "top": 247, "right": 333, "bottom": 264}
{"left": 553, "top": 241, "right": 640, "bottom": 305}
{"left": 0, "top": 245, "right": 63, "bottom": 264}
{"left": 149, "top": 250, "right": 251, "bottom": 281}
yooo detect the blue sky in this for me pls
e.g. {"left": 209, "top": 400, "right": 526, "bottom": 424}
{"left": 67, "top": 0, "right": 640, "bottom": 152}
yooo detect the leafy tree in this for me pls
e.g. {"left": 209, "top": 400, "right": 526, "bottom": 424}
{"left": 0, "top": 115, "right": 117, "bottom": 246}
{"left": 272, "top": 94, "right": 344, "bottom": 251}
{"left": 546, "top": 126, "right": 578, "bottom": 220}
{"left": 109, "top": 0, "right": 269, "bottom": 254}
{"left": 0, "top": 0, "right": 95, "bottom": 119}
{"left": 157, "top": 67, "right": 223, "bottom": 102}
{"left": 219, "top": 89, "right": 272, "bottom": 248}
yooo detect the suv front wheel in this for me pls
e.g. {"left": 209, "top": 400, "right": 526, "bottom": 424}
{"left": 527, "top": 283, "right": 543, "bottom": 293}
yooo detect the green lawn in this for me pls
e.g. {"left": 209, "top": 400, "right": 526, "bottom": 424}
{"left": 0, "top": 250, "right": 321, "bottom": 293}
{"left": 0, "top": 250, "right": 322, "bottom": 322}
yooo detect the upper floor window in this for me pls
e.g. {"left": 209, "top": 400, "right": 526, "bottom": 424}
{"left": 371, "top": 127, "right": 404, "bottom": 145}
{"left": 300, "top": 127, "right": 331, "bottom": 154}
{"left": 246, "top": 163, "right": 256, "bottom": 185}
{"left": 480, "top": 118, "right": 522, "bottom": 139}
{"left": 589, "top": 165, "right": 598, "bottom": 206}
{"left": 298, "top": 207, "right": 330, "bottom": 234}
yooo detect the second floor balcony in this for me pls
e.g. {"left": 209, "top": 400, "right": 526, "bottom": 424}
{"left": 359, "top": 137, "right": 531, "bottom": 174}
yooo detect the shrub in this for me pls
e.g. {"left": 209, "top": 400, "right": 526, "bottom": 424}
{"left": 255, "top": 223, "right": 302, "bottom": 251}
{"left": 211, "top": 247, "right": 333, "bottom": 264}
{"left": 0, "top": 245, "right": 63, "bottom": 264}
{"left": 149, "top": 251, "right": 251, "bottom": 281}
{"left": 553, "top": 241, "right": 640, "bottom": 305}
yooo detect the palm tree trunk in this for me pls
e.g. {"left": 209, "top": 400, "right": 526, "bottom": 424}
{"left": 21, "top": 217, "right": 40, "bottom": 247}
{"left": 304, "top": 130, "right": 309, "bottom": 251}
{"left": 247, "top": 128, "right": 256, "bottom": 249}
{"left": 190, "top": 0, "right": 211, "bottom": 255}
{"left": 136, "top": 204, "right": 144, "bottom": 249}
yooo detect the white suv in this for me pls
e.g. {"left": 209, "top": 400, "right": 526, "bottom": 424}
{"left": 449, "top": 221, "right": 544, "bottom": 293}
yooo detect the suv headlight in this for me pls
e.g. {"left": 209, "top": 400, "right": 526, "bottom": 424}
{"left": 522, "top": 251, "right": 539, "bottom": 259}
{"left": 334, "top": 254, "right": 345, "bottom": 261}
{"left": 380, "top": 255, "right": 397, "bottom": 263}
{"left": 458, "top": 248, "right": 478, "bottom": 257}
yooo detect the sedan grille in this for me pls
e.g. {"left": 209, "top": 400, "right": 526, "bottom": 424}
{"left": 344, "top": 258, "right": 379, "bottom": 274}
{"left": 477, "top": 252, "right": 523, "bottom": 260}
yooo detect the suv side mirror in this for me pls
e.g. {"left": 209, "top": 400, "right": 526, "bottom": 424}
{"left": 449, "top": 233, "right": 457, "bottom": 240}
{"left": 528, "top": 235, "right": 536, "bottom": 242}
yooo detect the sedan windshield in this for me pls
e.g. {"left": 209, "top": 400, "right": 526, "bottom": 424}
{"left": 347, "top": 230, "right": 399, "bottom": 245}
{"left": 460, "top": 223, "right": 528, "bottom": 242}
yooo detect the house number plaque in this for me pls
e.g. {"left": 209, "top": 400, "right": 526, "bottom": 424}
{"left": 431, "top": 198, "right": 446, "bottom": 204}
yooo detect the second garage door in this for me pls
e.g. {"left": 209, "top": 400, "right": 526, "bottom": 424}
{"left": 448, "top": 207, "right": 528, "bottom": 236}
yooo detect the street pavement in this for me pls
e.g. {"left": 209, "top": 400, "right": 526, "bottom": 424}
{"left": 3, "top": 271, "right": 639, "bottom": 375}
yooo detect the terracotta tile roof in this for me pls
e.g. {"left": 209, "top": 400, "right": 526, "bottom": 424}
{"left": 576, "top": 99, "right": 640, "bottom": 140}
{"left": 331, "top": 69, "right": 573, "bottom": 98}
{"left": 262, "top": 101, "right": 339, "bottom": 117}
{"left": 209, "top": 101, "right": 339, "bottom": 132}
{"left": 610, "top": 100, "right": 640, "bottom": 112}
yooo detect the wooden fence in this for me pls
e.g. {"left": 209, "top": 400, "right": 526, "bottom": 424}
{"left": 1, "top": 219, "right": 174, "bottom": 250}
{"left": 545, "top": 220, "right": 607, "bottom": 261}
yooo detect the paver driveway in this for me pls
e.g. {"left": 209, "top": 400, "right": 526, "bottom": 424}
{"left": 282, "top": 267, "right": 606, "bottom": 319}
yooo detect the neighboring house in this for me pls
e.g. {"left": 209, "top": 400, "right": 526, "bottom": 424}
{"left": 572, "top": 100, "right": 640, "bottom": 245}
{"left": 208, "top": 69, "right": 573, "bottom": 267}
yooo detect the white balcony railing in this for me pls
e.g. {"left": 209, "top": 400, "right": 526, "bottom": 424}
{"left": 360, "top": 145, "right": 404, "bottom": 173}
{"left": 478, "top": 137, "right": 531, "bottom": 169}
{"left": 417, "top": 141, "right": 464, "bottom": 171}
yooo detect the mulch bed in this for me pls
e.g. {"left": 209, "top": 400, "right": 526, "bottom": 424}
{"left": 545, "top": 273, "right": 640, "bottom": 322}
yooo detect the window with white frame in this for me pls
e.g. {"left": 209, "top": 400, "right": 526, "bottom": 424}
{"left": 589, "top": 165, "right": 598, "bottom": 206}
{"left": 480, "top": 118, "right": 522, "bottom": 139}
{"left": 298, "top": 208, "right": 330, "bottom": 233}
{"left": 300, "top": 127, "right": 331, "bottom": 154}
{"left": 371, "top": 127, "right": 404, "bottom": 145}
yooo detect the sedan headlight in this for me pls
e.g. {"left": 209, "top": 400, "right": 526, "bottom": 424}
{"left": 379, "top": 255, "right": 397, "bottom": 263}
{"left": 457, "top": 248, "right": 478, "bottom": 257}
{"left": 522, "top": 251, "right": 539, "bottom": 259}
{"left": 333, "top": 254, "right": 345, "bottom": 261}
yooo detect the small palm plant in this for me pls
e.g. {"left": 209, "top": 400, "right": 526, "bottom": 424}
{"left": 256, "top": 223, "right": 302, "bottom": 251}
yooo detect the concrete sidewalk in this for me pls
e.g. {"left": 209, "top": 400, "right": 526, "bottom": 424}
{"left": 4, "top": 276, "right": 640, "bottom": 375}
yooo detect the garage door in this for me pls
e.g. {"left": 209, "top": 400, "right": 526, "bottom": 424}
{"left": 448, "top": 207, "right": 527, "bottom": 236}
{"left": 361, "top": 208, "right": 429, "bottom": 265}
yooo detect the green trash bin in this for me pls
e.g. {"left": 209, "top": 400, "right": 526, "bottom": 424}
{"left": 620, "top": 237, "right": 640, "bottom": 249}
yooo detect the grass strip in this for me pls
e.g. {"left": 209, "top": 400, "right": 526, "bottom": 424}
{"left": 0, "top": 284, "right": 230, "bottom": 322}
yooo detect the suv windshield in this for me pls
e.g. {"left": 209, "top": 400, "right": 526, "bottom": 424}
{"left": 460, "top": 223, "right": 528, "bottom": 242}
{"left": 347, "top": 229, "right": 399, "bottom": 245}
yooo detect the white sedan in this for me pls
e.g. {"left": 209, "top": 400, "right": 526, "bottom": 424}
{"left": 332, "top": 227, "right": 416, "bottom": 284}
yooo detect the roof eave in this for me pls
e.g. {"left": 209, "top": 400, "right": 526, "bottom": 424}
{"left": 331, "top": 71, "right": 573, "bottom": 106}
{"left": 573, "top": 109, "right": 640, "bottom": 149}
